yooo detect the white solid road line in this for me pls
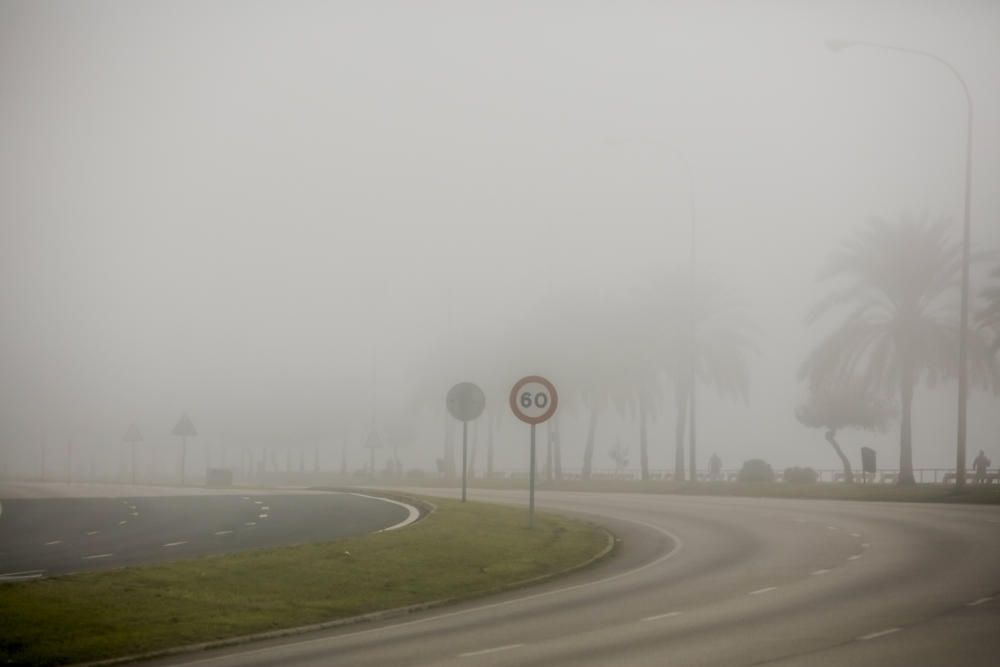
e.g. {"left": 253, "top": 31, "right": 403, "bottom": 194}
{"left": 349, "top": 493, "right": 422, "bottom": 532}
{"left": 83, "top": 553, "right": 113, "bottom": 559}
{"left": 0, "top": 569, "right": 45, "bottom": 581}
{"left": 811, "top": 569, "right": 831, "bottom": 576}
{"left": 163, "top": 541, "right": 188, "bottom": 547}
{"left": 967, "top": 597, "right": 993, "bottom": 607}
{"left": 858, "top": 628, "right": 901, "bottom": 641}
{"left": 749, "top": 586, "right": 777, "bottom": 596}
{"left": 459, "top": 644, "right": 524, "bottom": 658}
{"left": 642, "top": 611, "right": 682, "bottom": 622}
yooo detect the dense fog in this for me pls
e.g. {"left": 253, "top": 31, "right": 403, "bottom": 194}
{"left": 2, "top": 1, "right": 998, "bottom": 483}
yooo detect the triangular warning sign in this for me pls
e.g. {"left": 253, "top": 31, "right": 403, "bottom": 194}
{"left": 123, "top": 423, "right": 143, "bottom": 443}
{"left": 172, "top": 413, "right": 198, "bottom": 437}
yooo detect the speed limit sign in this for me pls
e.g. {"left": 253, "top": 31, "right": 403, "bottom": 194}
{"left": 509, "top": 375, "right": 558, "bottom": 425}
{"left": 510, "top": 375, "right": 558, "bottom": 529}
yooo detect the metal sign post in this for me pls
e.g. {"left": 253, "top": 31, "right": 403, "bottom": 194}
{"left": 509, "top": 375, "right": 558, "bottom": 528}
{"left": 447, "top": 382, "right": 486, "bottom": 502}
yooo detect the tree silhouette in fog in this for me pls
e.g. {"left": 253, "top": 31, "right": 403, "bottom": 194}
{"left": 980, "top": 264, "right": 1000, "bottom": 354}
{"left": 796, "top": 378, "right": 895, "bottom": 483}
{"left": 802, "top": 213, "right": 997, "bottom": 485}
{"left": 641, "top": 274, "right": 752, "bottom": 481}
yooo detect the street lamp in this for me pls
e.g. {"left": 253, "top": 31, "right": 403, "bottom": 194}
{"left": 828, "top": 39, "right": 974, "bottom": 487}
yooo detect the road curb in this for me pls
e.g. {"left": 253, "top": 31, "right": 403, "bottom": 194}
{"left": 75, "top": 496, "right": 616, "bottom": 667}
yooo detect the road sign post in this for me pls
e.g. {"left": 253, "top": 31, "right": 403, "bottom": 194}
{"left": 172, "top": 413, "right": 197, "bottom": 486}
{"left": 447, "top": 382, "right": 486, "bottom": 502}
{"left": 509, "top": 376, "right": 558, "bottom": 528}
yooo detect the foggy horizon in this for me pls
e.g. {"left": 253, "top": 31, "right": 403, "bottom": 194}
{"left": 2, "top": 0, "right": 999, "bottom": 481}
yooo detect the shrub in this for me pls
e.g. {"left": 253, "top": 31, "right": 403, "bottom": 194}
{"left": 738, "top": 459, "right": 775, "bottom": 483}
{"left": 783, "top": 466, "right": 819, "bottom": 484}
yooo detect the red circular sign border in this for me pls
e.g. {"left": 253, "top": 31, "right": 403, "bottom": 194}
{"left": 509, "top": 375, "right": 559, "bottom": 425}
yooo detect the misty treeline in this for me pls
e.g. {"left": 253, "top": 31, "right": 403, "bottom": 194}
{"left": 2, "top": 215, "right": 999, "bottom": 486}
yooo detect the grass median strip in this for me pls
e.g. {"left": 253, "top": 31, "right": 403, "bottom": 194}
{"left": 0, "top": 497, "right": 610, "bottom": 666}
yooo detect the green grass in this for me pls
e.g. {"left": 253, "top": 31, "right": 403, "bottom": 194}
{"left": 0, "top": 497, "right": 609, "bottom": 666}
{"left": 393, "top": 478, "right": 1000, "bottom": 504}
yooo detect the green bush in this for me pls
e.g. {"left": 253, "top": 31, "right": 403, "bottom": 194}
{"left": 783, "top": 466, "right": 819, "bottom": 484}
{"left": 738, "top": 459, "right": 775, "bottom": 483}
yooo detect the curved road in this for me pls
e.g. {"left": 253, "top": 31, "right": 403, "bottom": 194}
{"left": 0, "top": 484, "right": 414, "bottom": 579}
{"left": 153, "top": 489, "right": 1000, "bottom": 667}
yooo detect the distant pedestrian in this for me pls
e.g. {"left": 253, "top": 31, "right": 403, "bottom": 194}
{"left": 709, "top": 453, "right": 723, "bottom": 481}
{"left": 973, "top": 450, "right": 991, "bottom": 484}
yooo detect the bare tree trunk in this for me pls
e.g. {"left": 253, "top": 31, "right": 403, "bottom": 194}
{"left": 898, "top": 368, "right": 916, "bottom": 485}
{"left": 487, "top": 414, "right": 495, "bottom": 480}
{"left": 674, "top": 386, "right": 688, "bottom": 482}
{"left": 824, "top": 429, "right": 853, "bottom": 483}
{"left": 582, "top": 408, "right": 600, "bottom": 480}
{"left": 444, "top": 418, "right": 456, "bottom": 479}
{"left": 639, "top": 398, "right": 649, "bottom": 482}
{"left": 689, "top": 377, "right": 697, "bottom": 482}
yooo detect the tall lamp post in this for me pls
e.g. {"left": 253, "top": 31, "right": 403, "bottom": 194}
{"left": 828, "top": 39, "right": 974, "bottom": 487}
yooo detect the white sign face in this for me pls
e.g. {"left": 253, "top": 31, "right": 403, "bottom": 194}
{"left": 510, "top": 376, "right": 558, "bottom": 425}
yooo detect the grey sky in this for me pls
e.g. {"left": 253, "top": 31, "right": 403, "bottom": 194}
{"left": 2, "top": 1, "right": 998, "bottom": 476}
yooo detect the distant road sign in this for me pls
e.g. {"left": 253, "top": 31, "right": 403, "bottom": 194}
{"left": 123, "top": 424, "right": 143, "bottom": 443}
{"left": 446, "top": 382, "right": 486, "bottom": 422}
{"left": 172, "top": 413, "right": 197, "bottom": 437}
{"left": 509, "top": 376, "right": 558, "bottom": 425}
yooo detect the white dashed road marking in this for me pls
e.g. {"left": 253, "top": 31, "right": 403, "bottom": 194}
{"left": 858, "top": 628, "right": 901, "bottom": 641}
{"left": 811, "top": 569, "right": 831, "bottom": 576}
{"left": 0, "top": 570, "right": 45, "bottom": 581}
{"left": 86, "top": 531, "right": 99, "bottom": 535}
{"left": 967, "top": 597, "right": 993, "bottom": 607}
{"left": 258, "top": 514, "right": 269, "bottom": 519}
{"left": 749, "top": 587, "right": 777, "bottom": 596}
{"left": 847, "top": 554, "right": 863, "bottom": 561}
{"left": 215, "top": 530, "right": 233, "bottom": 536}
{"left": 83, "top": 553, "right": 113, "bottom": 560}
{"left": 459, "top": 644, "right": 524, "bottom": 658}
{"left": 44, "top": 540, "right": 61, "bottom": 546}
{"left": 163, "top": 541, "right": 188, "bottom": 548}
{"left": 245, "top": 521, "right": 256, "bottom": 526}
{"left": 642, "top": 611, "right": 682, "bottom": 622}
{"left": 850, "top": 533, "right": 862, "bottom": 538}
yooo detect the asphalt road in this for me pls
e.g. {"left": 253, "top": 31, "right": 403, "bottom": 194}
{"left": 152, "top": 488, "right": 1000, "bottom": 667}
{"left": 0, "top": 485, "right": 413, "bottom": 579}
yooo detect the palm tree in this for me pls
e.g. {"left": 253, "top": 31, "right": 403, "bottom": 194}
{"left": 979, "top": 264, "right": 1000, "bottom": 352}
{"left": 802, "top": 213, "right": 997, "bottom": 485}
{"left": 796, "top": 378, "right": 895, "bottom": 482}
{"left": 641, "top": 274, "right": 753, "bottom": 481}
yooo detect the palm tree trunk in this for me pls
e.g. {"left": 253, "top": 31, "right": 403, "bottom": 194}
{"left": 582, "top": 408, "right": 599, "bottom": 480}
{"left": 824, "top": 429, "right": 853, "bottom": 483}
{"left": 487, "top": 415, "right": 495, "bottom": 480}
{"left": 674, "top": 384, "right": 688, "bottom": 482}
{"left": 444, "top": 417, "right": 456, "bottom": 479}
{"left": 898, "top": 370, "right": 916, "bottom": 485}
{"left": 639, "top": 399, "right": 649, "bottom": 482}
